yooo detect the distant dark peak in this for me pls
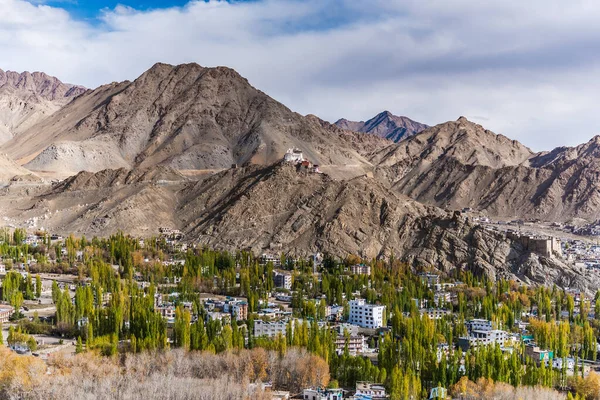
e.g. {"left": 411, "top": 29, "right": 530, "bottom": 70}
{"left": 334, "top": 111, "right": 428, "bottom": 142}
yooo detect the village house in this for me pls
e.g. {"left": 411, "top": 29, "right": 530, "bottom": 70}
{"left": 350, "top": 264, "right": 371, "bottom": 275}
{"left": 303, "top": 388, "right": 343, "bottom": 400}
{"left": 0, "top": 305, "right": 14, "bottom": 323}
{"left": 353, "top": 382, "right": 386, "bottom": 399}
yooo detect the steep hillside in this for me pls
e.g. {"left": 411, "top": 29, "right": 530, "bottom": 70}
{"left": 368, "top": 117, "right": 600, "bottom": 221}
{"left": 0, "top": 69, "right": 85, "bottom": 144}
{"left": 336, "top": 111, "right": 428, "bottom": 142}
{"left": 1, "top": 162, "right": 593, "bottom": 292}
{"left": 2, "top": 63, "right": 388, "bottom": 175}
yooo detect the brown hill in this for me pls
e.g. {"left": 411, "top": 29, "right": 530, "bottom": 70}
{"left": 0, "top": 69, "right": 85, "bottom": 144}
{"left": 2, "top": 162, "right": 591, "bottom": 292}
{"left": 2, "top": 63, "right": 388, "bottom": 176}
{"left": 371, "top": 117, "right": 600, "bottom": 222}
{"left": 0, "top": 153, "right": 39, "bottom": 183}
{"left": 336, "top": 111, "right": 428, "bottom": 142}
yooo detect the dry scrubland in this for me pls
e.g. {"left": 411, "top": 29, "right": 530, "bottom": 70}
{"left": 2, "top": 345, "right": 599, "bottom": 399}
{"left": 0, "top": 347, "right": 329, "bottom": 400}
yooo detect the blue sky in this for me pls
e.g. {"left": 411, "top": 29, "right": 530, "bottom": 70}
{"left": 35, "top": 1, "right": 196, "bottom": 19}
{"left": 6, "top": 0, "right": 600, "bottom": 150}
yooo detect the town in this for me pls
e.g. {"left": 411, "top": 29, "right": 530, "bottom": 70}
{"left": 0, "top": 228, "right": 599, "bottom": 399}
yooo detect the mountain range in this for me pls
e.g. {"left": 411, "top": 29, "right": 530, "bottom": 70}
{"left": 0, "top": 69, "right": 85, "bottom": 145}
{"left": 0, "top": 62, "right": 599, "bottom": 292}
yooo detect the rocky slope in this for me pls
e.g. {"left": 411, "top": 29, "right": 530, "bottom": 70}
{"left": 2, "top": 161, "right": 592, "bottom": 292}
{"left": 0, "top": 153, "right": 39, "bottom": 182}
{"left": 336, "top": 111, "right": 428, "bottom": 142}
{"left": 369, "top": 117, "right": 600, "bottom": 222}
{"left": 2, "top": 63, "right": 388, "bottom": 175}
{"left": 0, "top": 69, "right": 85, "bottom": 144}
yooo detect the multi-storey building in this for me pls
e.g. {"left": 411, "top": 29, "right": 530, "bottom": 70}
{"left": 273, "top": 271, "right": 292, "bottom": 290}
{"left": 254, "top": 320, "right": 291, "bottom": 338}
{"left": 348, "top": 299, "right": 385, "bottom": 329}
{"left": 466, "top": 319, "right": 493, "bottom": 333}
{"left": 0, "top": 305, "right": 14, "bottom": 323}
{"left": 458, "top": 329, "right": 509, "bottom": 351}
{"left": 350, "top": 264, "right": 371, "bottom": 275}
{"left": 334, "top": 334, "right": 365, "bottom": 355}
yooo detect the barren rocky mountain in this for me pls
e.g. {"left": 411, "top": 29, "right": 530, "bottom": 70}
{"left": 2, "top": 62, "right": 600, "bottom": 291}
{"left": 0, "top": 161, "right": 592, "bottom": 292}
{"left": 335, "top": 111, "right": 428, "bottom": 142}
{"left": 0, "top": 69, "right": 85, "bottom": 144}
{"left": 2, "top": 63, "right": 388, "bottom": 176}
{"left": 368, "top": 117, "right": 600, "bottom": 222}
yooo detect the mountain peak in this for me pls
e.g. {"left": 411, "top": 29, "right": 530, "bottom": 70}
{"left": 335, "top": 111, "right": 428, "bottom": 142}
{"left": 0, "top": 68, "right": 86, "bottom": 101}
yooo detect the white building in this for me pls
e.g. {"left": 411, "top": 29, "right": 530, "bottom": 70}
{"left": 354, "top": 382, "right": 386, "bottom": 399}
{"left": 348, "top": 299, "right": 385, "bottom": 329}
{"left": 254, "top": 319, "right": 290, "bottom": 338}
{"left": 283, "top": 148, "right": 304, "bottom": 163}
{"left": 458, "top": 329, "right": 510, "bottom": 351}
{"left": 466, "top": 319, "right": 493, "bottom": 333}
{"left": 303, "top": 388, "right": 343, "bottom": 400}
{"left": 273, "top": 271, "right": 292, "bottom": 290}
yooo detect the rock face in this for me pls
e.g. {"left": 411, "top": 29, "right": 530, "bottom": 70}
{"left": 0, "top": 69, "right": 85, "bottom": 144}
{"left": 2, "top": 63, "right": 388, "bottom": 175}
{"left": 336, "top": 111, "right": 428, "bottom": 142}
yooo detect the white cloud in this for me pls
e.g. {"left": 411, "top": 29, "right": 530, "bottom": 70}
{"left": 3, "top": 0, "right": 600, "bottom": 150}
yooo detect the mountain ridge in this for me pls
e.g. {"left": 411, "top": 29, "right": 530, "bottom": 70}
{"left": 335, "top": 111, "right": 429, "bottom": 142}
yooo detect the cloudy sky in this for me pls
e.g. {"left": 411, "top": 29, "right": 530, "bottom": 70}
{"left": 3, "top": 0, "right": 600, "bottom": 150}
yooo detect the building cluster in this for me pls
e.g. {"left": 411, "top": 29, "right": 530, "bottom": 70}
{"left": 302, "top": 381, "right": 387, "bottom": 400}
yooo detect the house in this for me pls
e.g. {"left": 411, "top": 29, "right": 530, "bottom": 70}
{"left": 326, "top": 305, "right": 344, "bottom": 321}
{"left": 525, "top": 344, "right": 554, "bottom": 365}
{"left": 223, "top": 298, "right": 248, "bottom": 321}
{"left": 261, "top": 253, "right": 281, "bottom": 266}
{"left": 553, "top": 357, "right": 576, "bottom": 370}
{"left": 418, "top": 273, "right": 440, "bottom": 287}
{"left": 303, "top": 388, "right": 343, "bottom": 400}
{"left": 0, "top": 264, "right": 5, "bottom": 275}
{"left": 0, "top": 305, "right": 14, "bottom": 323}
{"left": 334, "top": 334, "right": 366, "bottom": 355}
{"left": 420, "top": 308, "right": 451, "bottom": 320}
{"left": 354, "top": 382, "right": 386, "bottom": 399}
{"left": 348, "top": 299, "right": 385, "bottom": 329}
{"left": 429, "top": 387, "right": 447, "bottom": 399}
{"left": 350, "top": 264, "right": 371, "bottom": 275}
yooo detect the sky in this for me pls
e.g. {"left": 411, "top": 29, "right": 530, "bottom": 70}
{"left": 3, "top": 0, "right": 600, "bottom": 150}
